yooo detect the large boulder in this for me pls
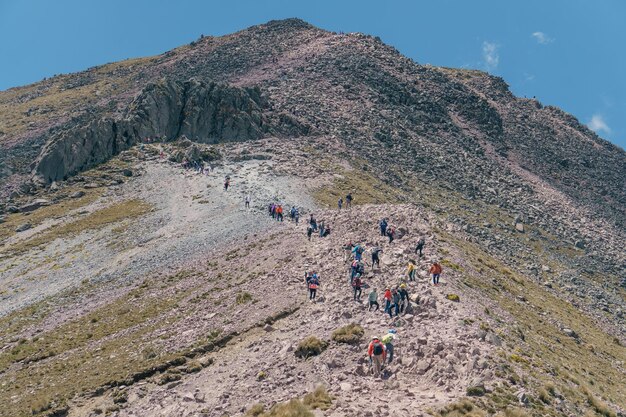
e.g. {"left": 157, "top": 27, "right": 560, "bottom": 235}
{"left": 19, "top": 198, "right": 51, "bottom": 213}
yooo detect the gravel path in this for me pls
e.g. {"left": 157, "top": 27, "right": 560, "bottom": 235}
{"left": 0, "top": 156, "right": 316, "bottom": 316}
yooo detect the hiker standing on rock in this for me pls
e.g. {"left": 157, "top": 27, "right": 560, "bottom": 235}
{"left": 343, "top": 241, "right": 354, "bottom": 262}
{"left": 379, "top": 218, "right": 388, "bottom": 236}
{"left": 407, "top": 260, "right": 417, "bottom": 281}
{"left": 294, "top": 207, "right": 300, "bottom": 225}
{"left": 309, "top": 214, "right": 317, "bottom": 231}
{"left": 350, "top": 259, "right": 365, "bottom": 284}
{"left": 398, "top": 284, "right": 410, "bottom": 313}
{"left": 308, "top": 273, "right": 320, "bottom": 300}
{"left": 368, "top": 336, "right": 386, "bottom": 377}
{"left": 245, "top": 195, "right": 250, "bottom": 209}
{"left": 307, "top": 225, "right": 314, "bottom": 241}
{"left": 352, "top": 244, "right": 365, "bottom": 262}
{"left": 386, "top": 226, "right": 395, "bottom": 244}
{"left": 430, "top": 261, "right": 443, "bottom": 286}
{"left": 389, "top": 288, "right": 400, "bottom": 318}
{"left": 368, "top": 288, "right": 380, "bottom": 311}
{"left": 224, "top": 176, "right": 230, "bottom": 191}
{"left": 371, "top": 245, "right": 383, "bottom": 269}
{"left": 352, "top": 273, "right": 363, "bottom": 301}
{"left": 345, "top": 193, "right": 353, "bottom": 209}
{"left": 415, "top": 237, "right": 426, "bottom": 257}
{"left": 276, "top": 205, "right": 284, "bottom": 222}
{"left": 338, "top": 198, "right": 343, "bottom": 210}
{"left": 383, "top": 288, "right": 392, "bottom": 314}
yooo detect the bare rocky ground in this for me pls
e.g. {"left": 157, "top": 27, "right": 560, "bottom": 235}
{"left": 0, "top": 142, "right": 314, "bottom": 315}
{"left": 65, "top": 202, "right": 503, "bottom": 417}
{"left": 1, "top": 141, "right": 624, "bottom": 417}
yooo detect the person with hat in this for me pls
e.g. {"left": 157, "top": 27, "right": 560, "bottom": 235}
{"left": 382, "top": 330, "right": 398, "bottom": 363}
{"left": 367, "top": 336, "right": 386, "bottom": 376}
{"left": 398, "top": 284, "right": 410, "bottom": 313}
{"left": 407, "top": 260, "right": 417, "bottom": 281}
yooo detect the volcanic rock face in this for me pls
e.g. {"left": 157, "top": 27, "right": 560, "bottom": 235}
{"left": 33, "top": 79, "right": 299, "bottom": 183}
{"left": 128, "top": 79, "right": 268, "bottom": 143}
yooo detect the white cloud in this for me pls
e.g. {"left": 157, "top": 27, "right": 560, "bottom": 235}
{"left": 587, "top": 114, "right": 611, "bottom": 135}
{"left": 482, "top": 41, "right": 499, "bottom": 71}
{"left": 531, "top": 31, "right": 554, "bottom": 44}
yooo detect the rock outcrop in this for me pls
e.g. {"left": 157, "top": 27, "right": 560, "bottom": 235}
{"left": 33, "top": 79, "right": 305, "bottom": 183}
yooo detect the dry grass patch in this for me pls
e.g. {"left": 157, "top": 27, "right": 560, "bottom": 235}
{"left": 2, "top": 199, "right": 152, "bottom": 255}
{"left": 302, "top": 386, "right": 333, "bottom": 410}
{"left": 236, "top": 292, "right": 253, "bottom": 304}
{"left": 0, "top": 188, "right": 103, "bottom": 244}
{"left": 438, "top": 399, "right": 486, "bottom": 417}
{"left": 0, "top": 277, "right": 193, "bottom": 417}
{"left": 245, "top": 386, "right": 332, "bottom": 417}
{"left": 331, "top": 323, "right": 364, "bottom": 344}
{"left": 295, "top": 336, "right": 328, "bottom": 359}
{"left": 313, "top": 165, "right": 406, "bottom": 206}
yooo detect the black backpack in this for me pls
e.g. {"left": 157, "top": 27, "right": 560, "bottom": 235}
{"left": 373, "top": 342, "right": 384, "bottom": 355}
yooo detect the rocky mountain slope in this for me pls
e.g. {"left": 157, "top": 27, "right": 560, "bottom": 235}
{"left": 0, "top": 18, "right": 624, "bottom": 417}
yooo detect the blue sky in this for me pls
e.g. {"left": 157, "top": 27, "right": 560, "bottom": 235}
{"left": 1, "top": 0, "right": 624, "bottom": 149}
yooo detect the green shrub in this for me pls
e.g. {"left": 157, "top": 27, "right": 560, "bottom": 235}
{"left": 295, "top": 336, "right": 328, "bottom": 359}
{"left": 446, "top": 294, "right": 460, "bottom": 302}
{"left": 331, "top": 323, "right": 364, "bottom": 344}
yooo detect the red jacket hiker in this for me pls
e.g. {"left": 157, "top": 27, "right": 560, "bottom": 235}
{"left": 368, "top": 338, "right": 387, "bottom": 361}
{"left": 429, "top": 263, "right": 442, "bottom": 275}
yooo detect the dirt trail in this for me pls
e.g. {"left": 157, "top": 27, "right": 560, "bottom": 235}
{"left": 0, "top": 156, "right": 315, "bottom": 316}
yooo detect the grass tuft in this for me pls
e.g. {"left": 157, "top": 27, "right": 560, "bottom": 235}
{"left": 331, "top": 323, "right": 364, "bottom": 344}
{"left": 236, "top": 292, "right": 253, "bottom": 304}
{"left": 302, "top": 386, "right": 333, "bottom": 410}
{"left": 446, "top": 294, "right": 460, "bottom": 302}
{"left": 295, "top": 336, "right": 328, "bottom": 359}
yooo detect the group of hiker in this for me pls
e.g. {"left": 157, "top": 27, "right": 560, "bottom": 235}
{"left": 307, "top": 214, "right": 331, "bottom": 240}
{"left": 337, "top": 193, "right": 353, "bottom": 210}
{"left": 368, "top": 330, "right": 397, "bottom": 376}
{"left": 268, "top": 202, "right": 301, "bottom": 224}
{"left": 378, "top": 218, "right": 398, "bottom": 243}
{"left": 302, "top": 211, "right": 445, "bottom": 377}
